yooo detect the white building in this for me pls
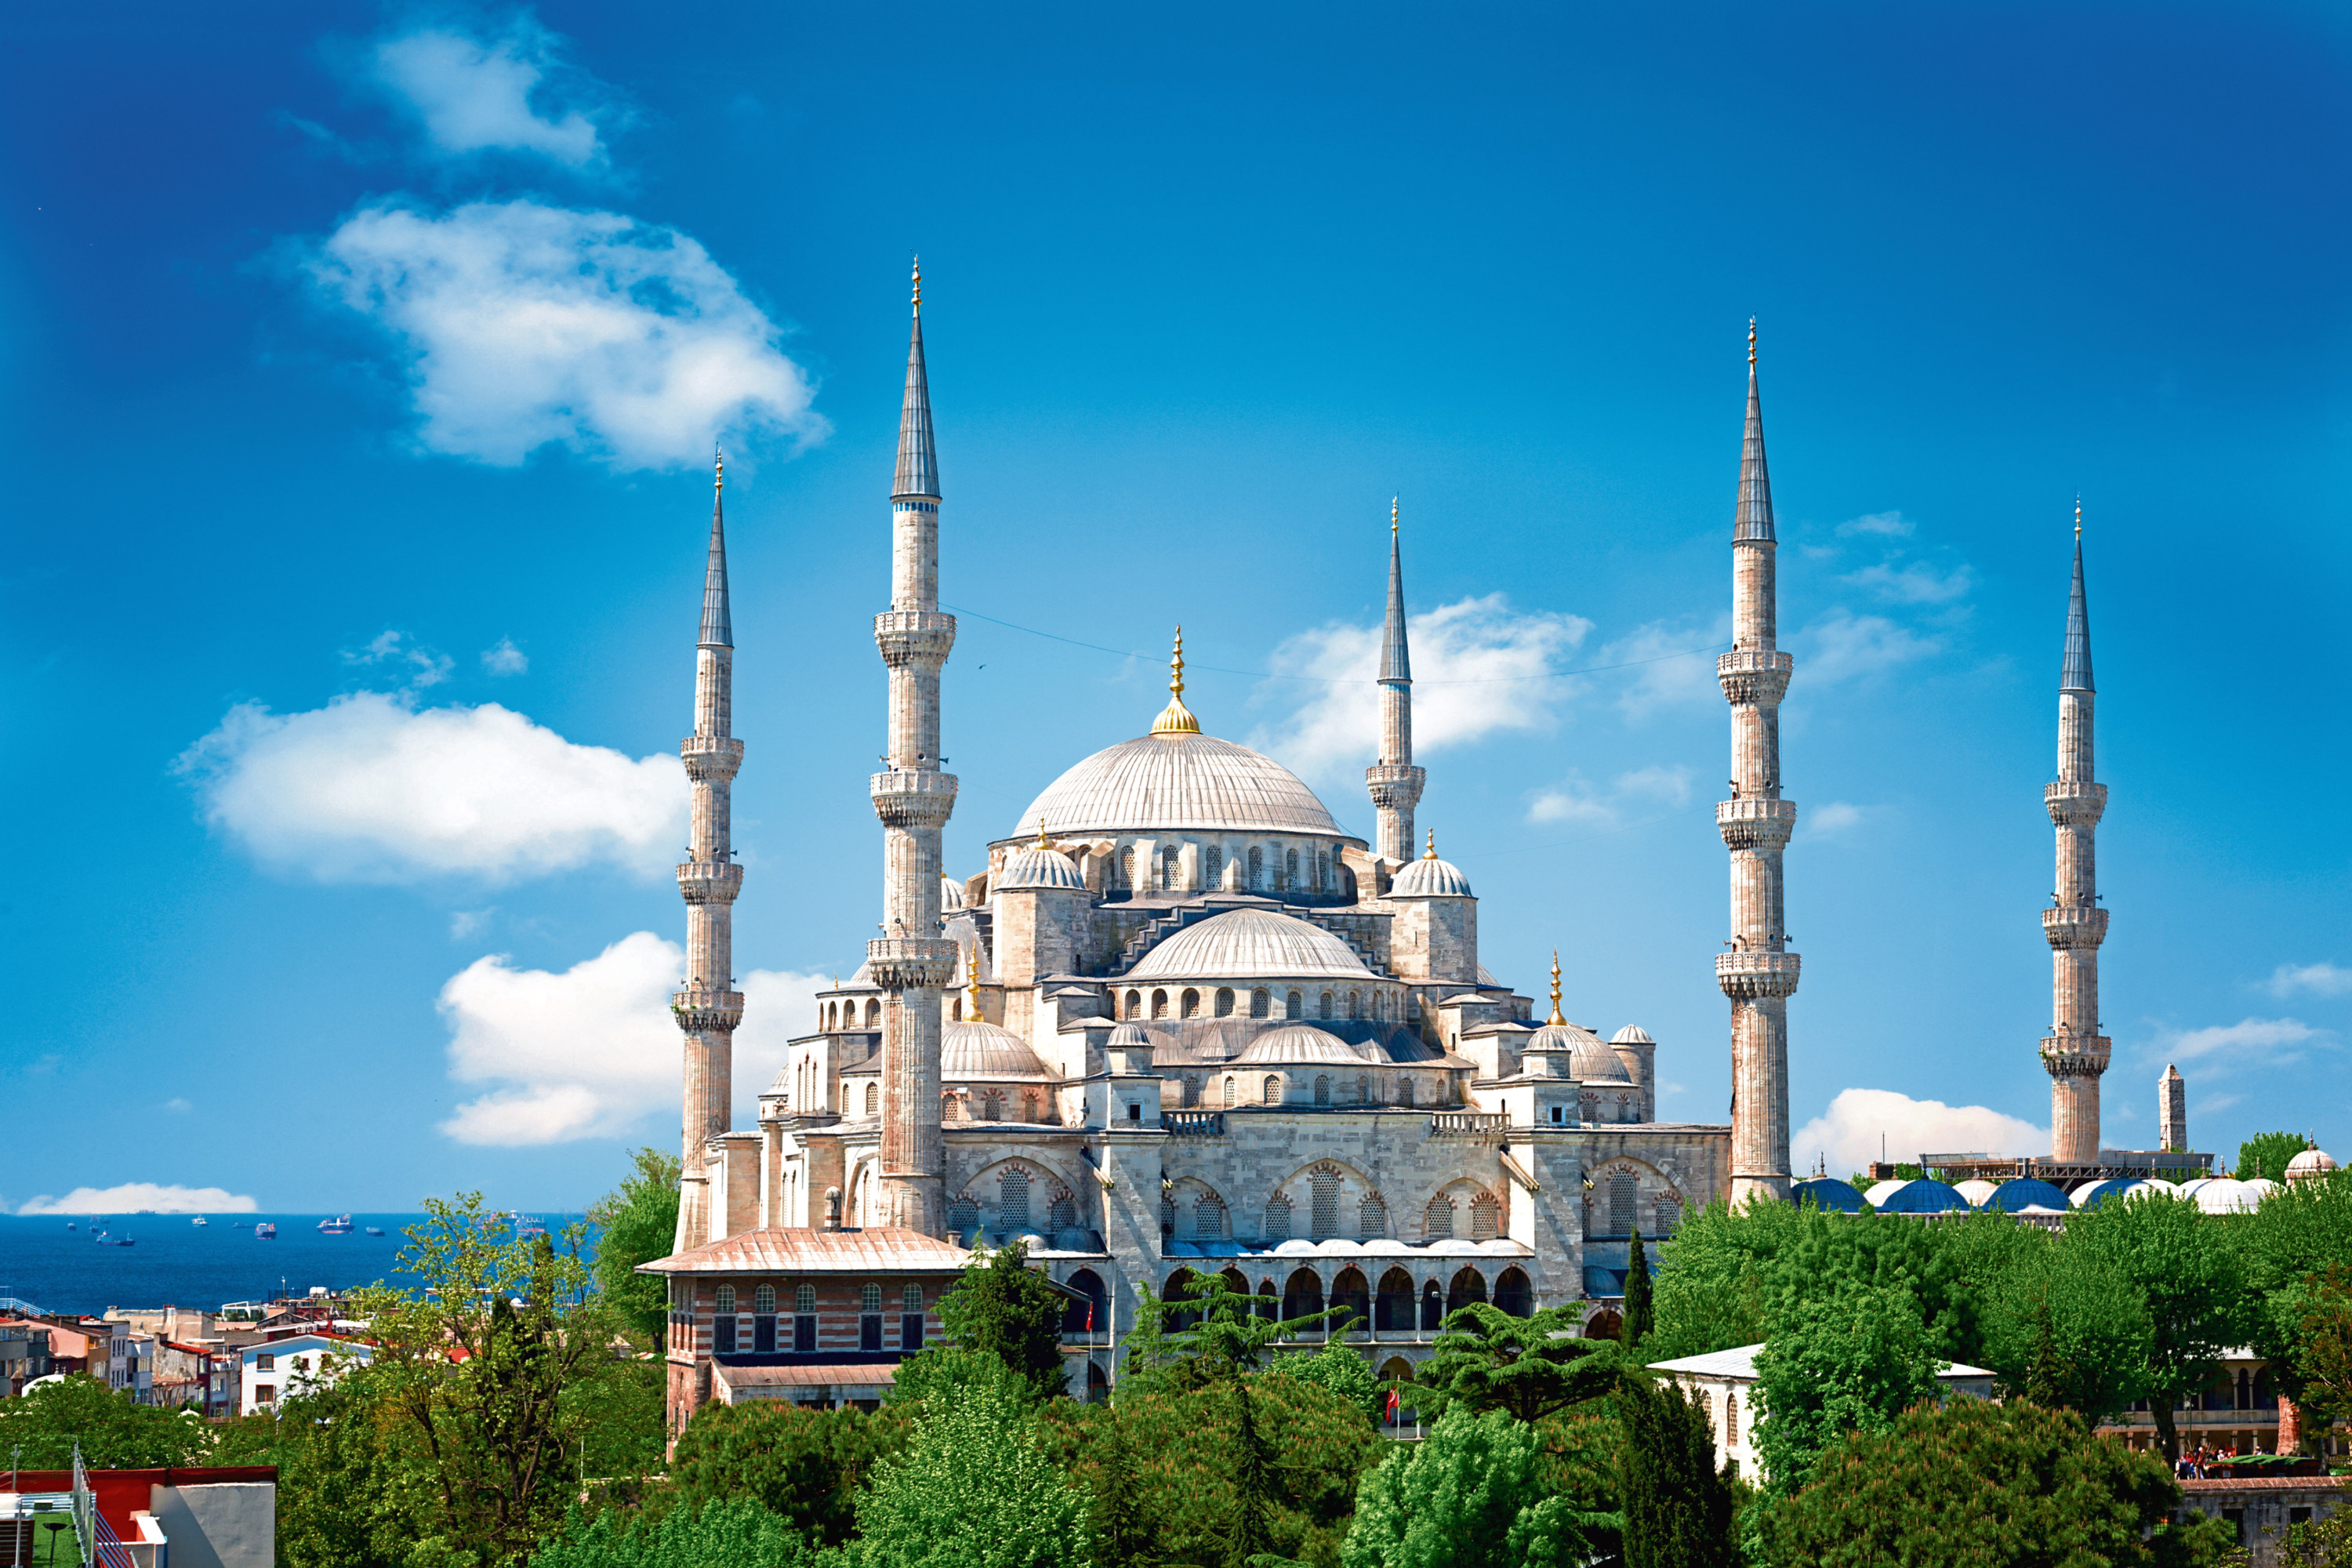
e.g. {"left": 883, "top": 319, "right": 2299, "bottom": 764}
{"left": 1647, "top": 1342, "right": 1996, "bottom": 1480}
{"left": 238, "top": 1334, "right": 368, "bottom": 1416}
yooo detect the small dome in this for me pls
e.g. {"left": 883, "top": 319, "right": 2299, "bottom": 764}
{"left": 941, "top": 873, "right": 968, "bottom": 911}
{"left": 1610, "top": 1025, "right": 1654, "bottom": 1045}
{"left": 1108, "top": 1021, "right": 1152, "bottom": 1049}
{"left": 1952, "top": 1180, "right": 2001, "bottom": 1208}
{"left": 2071, "top": 1178, "right": 2147, "bottom": 1209}
{"left": 940, "top": 1019, "right": 1054, "bottom": 1080}
{"left": 1127, "top": 907, "right": 1375, "bottom": 982}
{"left": 996, "top": 841, "right": 1085, "bottom": 892}
{"left": 1528, "top": 1022, "right": 1632, "bottom": 1083}
{"left": 1233, "top": 1025, "right": 1383, "bottom": 1065}
{"left": 2287, "top": 1148, "right": 2338, "bottom": 1183}
{"left": 2183, "top": 1177, "right": 2263, "bottom": 1214}
{"left": 1791, "top": 1178, "right": 1866, "bottom": 1213}
{"left": 1863, "top": 1178, "right": 1969, "bottom": 1214}
{"left": 1986, "top": 1178, "right": 2072, "bottom": 1214}
{"left": 1388, "top": 854, "right": 1473, "bottom": 898}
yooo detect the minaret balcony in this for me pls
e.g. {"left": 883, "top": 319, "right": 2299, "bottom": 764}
{"left": 1716, "top": 797, "right": 1798, "bottom": 849}
{"left": 1716, "top": 649, "right": 1793, "bottom": 706}
{"left": 677, "top": 860, "right": 745, "bottom": 904}
{"left": 680, "top": 735, "right": 745, "bottom": 782}
{"left": 1365, "top": 763, "right": 1426, "bottom": 808}
{"left": 1715, "top": 949, "right": 1801, "bottom": 999}
{"left": 870, "top": 770, "right": 960, "bottom": 829}
{"left": 874, "top": 611, "right": 956, "bottom": 669}
{"left": 2039, "top": 1033, "right": 2112, "bottom": 1077}
{"left": 2044, "top": 779, "right": 2109, "bottom": 827}
{"left": 866, "top": 937, "right": 960, "bottom": 991}
{"left": 2041, "top": 905, "right": 2110, "bottom": 949}
{"left": 671, "top": 985, "right": 745, "bottom": 1033}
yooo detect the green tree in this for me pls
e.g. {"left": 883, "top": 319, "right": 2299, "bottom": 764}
{"left": 884, "top": 1345, "right": 1043, "bottom": 1413}
{"left": 855, "top": 1377, "right": 1094, "bottom": 1568}
{"left": 1118, "top": 1274, "right": 1340, "bottom": 1397}
{"left": 1340, "top": 1406, "right": 1618, "bottom": 1568}
{"left": 2238, "top": 1131, "right": 2315, "bottom": 1183}
{"left": 2067, "top": 1189, "right": 2247, "bottom": 1463}
{"left": 214, "top": 1370, "right": 403, "bottom": 1568}
{"left": 2285, "top": 1264, "right": 2352, "bottom": 1432}
{"left": 1621, "top": 1231, "right": 1653, "bottom": 1352}
{"left": 532, "top": 1500, "right": 834, "bottom": 1568}
{"left": 589, "top": 1149, "right": 681, "bottom": 1351}
{"left": 662, "top": 1400, "right": 910, "bottom": 1548}
{"left": 1977, "top": 1236, "right": 2154, "bottom": 1425}
{"left": 0, "top": 1374, "right": 213, "bottom": 1468}
{"left": 1616, "top": 1375, "right": 1737, "bottom": 1568}
{"left": 1277, "top": 1341, "right": 1382, "bottom": 1426}
{"left": 1751, "top": 1282, "right": 1941, "bottom": 1495}
{"left": 934, "top": 1240, "right": 1069, "bottom": 1399}
{"left": 2236, "top": 1168, "right": 2352, "bottom": 1410}
{"left": 1647, "top": 1199, "right": 1809, "bottom": 1361}
{"left": 1403, "top": 1304, "right": 1620, "bottom": 1426}
{"left": 1763, "top": 1398, "right": 2243, "bottom": 1568}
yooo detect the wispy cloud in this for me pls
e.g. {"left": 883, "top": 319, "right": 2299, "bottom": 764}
{"left": 1247, "top": 594, "right": 1592, "bottom": 782}
{"left": 1599, "top": 615, "right": 1731, "bottom": 720}
{"left": 302, "top": 198, "right": 826, "bottom": 470}
{"left": 437, "top": 931, "right": 822, "bottom": 1144}
{"left": 1798, "top": 608, "right": 1941, "bottom": 685}
{"left": 18, "top": 1183, "right": 258, "bottom": 1216}
{"left": 1840, "top": 558, "right": 1973, "bottom": 605}
{"left": 176, "top": 690, "right": 685, "bottom": 884}
{"left": 481, "top": 637, "right": 529, "bottom": 676}
{"left": 1793, "top": 1087, "right": 2047, "bottom": 1174}
{"left": 1526, "top": 764, "right": 1692, "bottom": 827}
{"left": 369, "top": 17, "right": 622, "bottom": 169}
{"left": 345, "top": 629, "right": 455, "bottom": 688}
{"left": 1837, "top": 510, "right": 1915, "bottom": 538}
{"left": 1799, "top": 800, "right": 1871, "bottom": 840}
{"left": 2267, "top": 962, "right": 2352, "bottom": 1000}
{"left": 2154, "top": 1016, "right": 2325, "bottom": 1065}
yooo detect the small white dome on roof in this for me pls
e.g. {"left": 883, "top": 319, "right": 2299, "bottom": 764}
{"left": 1526, "top": 1022, "right": 1632, "bottom": 1083}
{"left": 1388, "top": 852, "right": 1472, "bottom": 898}
{"left": 942, "top": 873, "right": 967, "bottom": 911}
{"left": 2287, "top": 1148, "right": 2339, "bottom": 1183}
{"left": 996, "top": 840, "right": 1085, "bottom": 892}
{"left": 1953, "top": 1180, "right": 2000, "bottom": 1208}
{"left": 2182, "top": 1177, "right": 2263, "bottom": 1214}
{"left": 1610, "top": 1025, "right": 1654, "bottom": 1045}
{"left": 1128, "top": 907, "right": 1375, "bottom": 982}
{"left": 1233, "top": 1025, "right": 1384, "bottom": 1065}
{"left": 1108, "top": 1020, "right": 1152, "bottom": 1049}
{"left": 940, "top": 1019, "right": 1054, "bottom": 1080}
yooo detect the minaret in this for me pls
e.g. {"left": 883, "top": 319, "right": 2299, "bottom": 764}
{"left": 2159, "top": 1065, "right": 2187, "bottom": 1153}
{"left": 672, "top": 452, "right": 746, "bottom": 1252}
{"left": 1715, "top": 321, "right": 1798, "bottom": 1205}
{"left": 867, "top": 260, "right": 959, "bottom": 1234}
{"left": 1366, "top": 499, "right": 1426, "bottom": 867}
{"left": 2042, "top": 507, "right": 2111, "bottom": 1164}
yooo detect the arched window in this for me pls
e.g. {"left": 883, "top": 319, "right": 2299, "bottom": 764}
{"left": 715, "top": 1285, "right": 736, "bottom": 1315}
{"left": 1264, "top": 1074, "right": 1283, "bottom": 1105}
{"left": 1284, "top": 848, "right": 1299, "bottom": 888}
{"left": 1356, "top": 1073, "right": 1371, "bottom": 1104}
{"left": 1609, "top": 1171, "right": 1639, "bottom": 1240}
{"left": 1194, "top": 1194, "right": 1227, "bottom": 1237}
{"left": 1204, "top": 845, "right": 1223, "bottom": 888}
{"left": 1657, "top": 1197, "right": 1683, "bottom": 1232}
{"left": 866, "top": 999, "right": 881, "bottom": 1028}
{"left": 1164, "top": 1269, "right": 1202, "bottom": 1332}
{"left": 861, "top": 1283, "right": 883, "bottom": 1312}
{"left": 753, "top": 1285, "right": 775, "bottom": 1314}
{"left": 1358, "top": 1193, "right": 1388, "bottom": 1238}
{"left": 1399, "top": 1078, "right": 1416, "bottom": 1109}
{"left": 1446, "top": 1267, "right": 1488, "bottom": 1316}
{"left": 1311, "top": 1166, "right": 1341, "bottom": 1236}
{"left": 864, "top": 1083, "right": 880, "bottom": 1116}
{"left": 904, "top": 1285, "right": 924, "bottom": 1313}
{"left": 947, "top": 1195, "right": 979, "bottom": 1238}
{"left": 1118, "top": 846, "right": 1134, "bottom": 888}
{"left": 1470, "top": 1192, "right": 1501, "bottom": 1242}
{"left": 1160, "top": 843, "right": 1181, "bottom": 890}
{"left": 1319, "top": 991, "right": 1335, "bottom": 1020}
{"left": 1182, "top": 1073, "right": 1202, "bottom": 1106}
{"left": 1223, "top": 1076, "right": 1237, "bottom": 1107}
{"left": 795, "top": 1283, "right": 817, "bottom": 1314}
{"left": 1316, "top": 849, "right": 1330, "bottom": 891}
{"left": 1125, "top": 989, "right": 1141, "bottom": 1018}
{"left": 1287, "top": 989, "right": 1304, "bottom": 1018}
{"left": 1214, "top": 986, "right": 1235, "bottom": 1017}
{"left": 1420, "top": 1279, "right": 1444, "bottom": 1331}
{"left": 1152, "top": 989, "right": 1170, "bottom": 1019}
{"left": 1724, "top": 1392, "right": 1740, "bottom": 1445}
{"left": 979, "top": 1087, "right": 1004, "bottom": 1121}
{"left": 1494, "top": 1268, "right": 1533, "bottom": 1318}
{"left": 1048, "top": 1187, "right": 1076, "bottom": 1231}
{"left": 1332, "top": 1267, "right": 1370, "bottom": 1336}
{"left": 1022, "top": 1091, "right": 1042, "bottom": 1123}
{"left": 1263, "top": 1194, "right": 1292, "bottom": 1242}
{"left": 824, "top": 1002, "right": 835, "bottom": 1029}
{"left": 1283, "top": 1268, "right": 1324, "bottom": 1333}
{"left": 1425, "top": 1192, "right": 1455, "bottom": 1240}
{"left": 999, "top": 1167, "right": 1032, "bottom": 1232}
{"left": 1375, "top": 1268, "right": 1414, "bottom": 1330}
{"left": 1247, "top": 845, "right": 1264, "bottom": 888}
{"left": 1250, "top": 987, "right": 1270, "bottom": 1018}
{"left": 1181, "top": 988, "right": 1201, "bottom": 1018}
{"left": 1314, "top": 1074, "right": 1330, "bottom": 1106}
{"left": 1346, "top": 990, "right": 1360, "bottom": 1020}
{"left": 1062, "top": 1269, "right": 1105, "bottom": 1334}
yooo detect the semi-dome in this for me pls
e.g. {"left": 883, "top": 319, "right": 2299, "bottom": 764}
{"left": 996, "top": 840, "right": 1085, "bottom": 891}
{"left": 1232, "top": 1025, "right": 1384, "bottom": 1065}
{"left": 940, "top": 1019, "right": 1054, "bottom": 1080}
{"left": 1388, "top": 848, "right": 1472, "bottom": 898}
{"left": 1127, "top": 907, "right": 1376, "bottom": 982}
{"left": 2288, "top": 1148, "right": 2339, "bottom": 1184}
{"left": 1011, "top": 731, "right": 1345, "bottom": 840}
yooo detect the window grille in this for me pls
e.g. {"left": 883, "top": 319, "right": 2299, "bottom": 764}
{"left": 1250, "top": 988, "right": 1270, "bottom": 1018}
{"left": 795, "top": 1284, "right": 817, "bottom": 1314}
{"left": 1000, "top": 1166, "right": 1032, "bottom": 1231}
{"left": 1264, "top": 1074, "right": 1283, "bottom": 1105}
{"left": 1358, "top": 1195, "right": 1388, "bottom": 1239}
{"left": 1470, "top": 1193, "right": 1501, "bottom": 1241}
{"left": 1263, "top": 1195, "right": 1292, "bottom": 1243}
{"left": 1195, "top": 1196, "right": 1227, "bottom": 1237}
{"left": 1204, "top": 845, "right": 1223, "bottom": 887}
{"left": 862, "top": 1283, "right": 883, "bottom": 1312}
{"left": 1223, "top": 1076, "right": 1237, "bottom": 1107}
{"left": 948, "top": 1196, "right": 980, "bottom": 1237}
{"left": 1311, "top": 1167, "right": 1341, "bottom": 1239}
{"left": 1049, "top": 1189, "right": 1077, "bottom": 1231}
{"left": 715, "top": 1287, "right": 736, "bottom": 1315}
{"left": 1425, "top": 1194, "right": 1454, "bottom": 1240}
{"left": 753, "top": 1285, "right": 774, "bottom": 1313}
{"left": 1314, "top": 1074, "right": 1330, "bottom": 1105}
{"left": 1608, "top": 1172, "right": 1639, "bottom": 1240}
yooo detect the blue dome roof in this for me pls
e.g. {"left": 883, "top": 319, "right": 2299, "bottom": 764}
{"left": 1863, "top": 1178, "right": 1969, "bottom": 1214}
{"left": 1791, "top": 1178, "right": 1866, "bottom": 1214}
{"left": 1984, "top": 1178, "right": 2071, "bottom": 1214}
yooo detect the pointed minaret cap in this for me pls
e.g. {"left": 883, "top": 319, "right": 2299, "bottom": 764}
{"left": 699, "top": 448, "right": 733, "bottom": 649}
{"left": 892, "top": 256, "right": 941, "bottom": 502}
{"left": 1734, "top": 318, "right": 1777, "bottom": 543}
{"left": 1380, "top": 498, "right": 1412, "bottom": 684}
{"left": 1546, "top": 950, "right": 1566, "bottom": 1027}
{"left": 2062, "top": 501, "right": 2094, "bottom": 693}
{"left": 1150, "top": 626, "right": 1201, "bottom": 735}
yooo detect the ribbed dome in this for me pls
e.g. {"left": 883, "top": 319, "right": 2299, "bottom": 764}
{"left": 1610, "top": 1025, "right": 1654, "bottom": 1045}
{"left": 940, "top": 1020, "right": 1053, "bottom": 1080}
{"left": 1388, "top": 854, "right": 1472, "bottom": 898}
{"left": 996, "top": 842, "right": 1085, "bottom": 891}
{"left": 941, "top": 873, "right": 967, "bottom": 911}
{"left": 1527, "top": 1022, "right": 1630, "bottom": 1083}
{"left": 1127, "top": 907, "right": 1375, "bottom": 982}
{"left": 2288, "top": 1148, "right": 2339, "bottom": 1183}
{"left": 1108, "top": 1020, "right": 1152, "bottom": 1048}
{"left": 1233, "top": 1025, "right": 1385, "bottom": 1065}
{"left": 1012, "top": 731, "right": 1345, "bottom": 840}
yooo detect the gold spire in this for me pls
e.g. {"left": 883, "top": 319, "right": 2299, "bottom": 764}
{"left": 1150, "top": 626, "right": 1200, "bottom": 735}
{"left": 964, "top": 944, "right": 981, "bottom": 1016}
{"left": 1748, "top": 316, "right": 1758, "bottom": 368}
{"left": 1547, "top": 950, "right": 1565, "bottom": 1026}
{"left": 911, "top": 254, "right": 922, "bottom": 315}
{"left": 1424, "top": 829, "right": 1437, "bottom": 860}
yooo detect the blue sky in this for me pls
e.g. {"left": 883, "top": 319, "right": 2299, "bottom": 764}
{"left": 2, "top": 2, "right": 2347, "bottom": 1214}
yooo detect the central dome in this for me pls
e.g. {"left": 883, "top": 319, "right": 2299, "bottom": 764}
{"left": 1128, "top": 907, "right": 1374, "bottom": 982}
{"left": 1011, "top": 731, "right": 1346, "bottom": 841}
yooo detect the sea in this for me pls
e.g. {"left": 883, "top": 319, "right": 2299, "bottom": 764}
{"left": 0, "top": 1213, "right": 583, "bottom": 1317}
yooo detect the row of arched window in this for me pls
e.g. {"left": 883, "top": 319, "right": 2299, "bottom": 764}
{"left": 1165, "top": 1181, "right": 1495, "bottom": 1242}
{"left": 1109, "top": 841, "right": 1346, "bottom": 897}
{"left": 1120, "top": 985, "right": 1397, "bottom": 1022}
{"left": 1160, "top": 1263, "right": 1534, "bottom": 1334}
{"left": 1175, "top": 1071, "right": 1432, "bottom": 1109}
{"left": 822, "top": 998, "right": 884, "bottom": 1031}
{"left": 945, "top": 1165, "right": 1081, "bottom": 1240}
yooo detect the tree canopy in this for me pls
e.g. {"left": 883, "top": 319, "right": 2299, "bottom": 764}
{"left": 1402, "top": 1303, "right": 1621, "bottom": 1426}
{"left": 0, "top": 1374, "right": 213, "bottom": 1468}
{"left": 2237, "top": 1131, "right": 2315, "bottom": 1184}
{"left": 589, "top": 1148, "right": 681, "bottom": 1351}
{"left": 1751, "top": 1281, "right": 1942, "bottom": 1495}
{"left": 1976, "top": 1231, "right": 2154, "bottom": 1425}
{"left": 931, "top": 1240, "right": 1069, "bottom": 1399}
{"left": 1616, "top": 1374, "right": 1737, "bottom": 1568}
{"left": 856, "top": 1378, "right": 1094, "bottom": 1568}
{"left": 1341, "top": 1406, "right": 1619, "bottom": 1568}
{"left": 2065, "top": 1190, "right": 2246, "bottom": 1461}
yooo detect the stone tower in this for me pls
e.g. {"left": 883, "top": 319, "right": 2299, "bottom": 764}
{"left": 1366, "top": 499, "right": 1425, "bottom": 868}
{"left": 2159, "top": 1064, "right": 2187, "bottom": 1153}
{"left": 1715, "top": 321, "right": 1798, "bottom": 1205}
{"left": 868, "top": 261, "right": 959, "bottom": 1234}
{"left": 2043, "top": 512, "right": 2111, "bottom": 1163}
{"left": 673, "top": 453, "right": 746, "bottom": 1252}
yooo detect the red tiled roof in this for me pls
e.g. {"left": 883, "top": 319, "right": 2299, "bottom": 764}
{"left": 636, "top": 1227, "right": 971, "bottom": 1276}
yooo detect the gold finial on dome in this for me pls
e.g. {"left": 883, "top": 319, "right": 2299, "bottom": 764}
{"left": 1035, "top": 815, "right": 1051, "bottom": 849}
{"left": 1547, "top": 949, "right": 1565, "bottom": 1027}
{"left": 1424, "top": 829, "right": 1437, "bottom": 860}
{"left": 964, "top": 944, "right": 982, "bottom": 1015}
{"left": 1150, "top": 626, "right": 1200, "bottom": 735}
{"left": 1748, "top": 316, "right": 1757, "bottom": 368}
{"left": 911, "top": 254, "right": 922, "bottom": 314}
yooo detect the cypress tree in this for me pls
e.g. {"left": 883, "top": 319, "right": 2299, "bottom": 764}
{"left": 1224, "top": 1380, "right": 1279, "bottom": 1566}
{"left": 1617, "top": 1374, "right": 1738, "bottom": 1568}
{"left": 1621, "top": 1229, "right": 1654, "bottom": 1352}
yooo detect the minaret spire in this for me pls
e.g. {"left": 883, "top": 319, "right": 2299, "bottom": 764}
{"left": 2042, "top": 510, "right": 2110, "bottom": 1164}
{"left": 1367, "top": 497, "right": 1427, "bottom": 867}
{"left": 673, "top": 448, "right": 747, "bottom": 1251}
{"left": 869, "top": 262, "right": 959, "bottom": 1235}
{"left": 1716, "top": 319, "right": 1798, "bottom": 1204}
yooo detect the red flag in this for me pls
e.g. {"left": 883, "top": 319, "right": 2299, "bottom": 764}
{"left": 1385, "top": 1389, "right": 1399, "bottom": 1421}
{"left": 1086, "top": 1301, "right": 1094, "bottom": 1333}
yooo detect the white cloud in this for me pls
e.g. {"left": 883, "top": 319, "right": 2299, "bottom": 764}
{"left": 18, "top": 1184, "right": 258, "bottom": 1216}
{"left": 1247, "top": 594, "right": 1592, "bottom": 782}
{"left": 1837, "top": 510, "right": 1915, "bottom": 538}
{"left": 1526, "top": 775, "right": 1615, "bottom": 827}
{"left": 481, "top": 637, "right": 529, "bottom": 676}
{"left": 176, "top": 690, "right": 685, "bottom": 884}
{"left": 437, "top": 931, "right": 825, "bottom": 1145}
{"left": 1793, "top": 1088, "right": 2048, "bottom": 1175}
{"left": 164, "top": 1098, "right": 193, "bottom": 1113}
{"left": 2155, "top": 1016, "right": 2323, "bottom": 1065}
{"left": 1798, "top": 608, "right": 1941, "bottom": 685}
{"left": 1527, "top": 764, "right": 1692, "bottom": 827}
{"left": 1600, "top": 616, "right": 1732, "bottom": 720}
{"left": 346, "top": 629, "right": 454, "bottom": 688}
{"left": 304, "top": 198, "right": 826, "bottom": 469}
{"left": 450, "top": 908, "right": 496, "bottom": 939}
{"left": 2268, "top": 962, "right": 2352, "bottom": 1000}
{"left": 371, "top": 20, "right": 615, "bottom": 168}
{"left": 1800, "top": 800, "right": 1867, "bottom": 840}
{"left": 1841, "top": 558, "right": 1973, "bottom": 605}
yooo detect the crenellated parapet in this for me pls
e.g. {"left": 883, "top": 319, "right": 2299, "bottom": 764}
{"left": 866, "top": 937, "right": 960, "bottom": 992}
{"left": 677, "top": 860, "right": 746, "bottom": 904}
{"left": 874, "top": 611, "right": 957, "bottom": 669}
{"left": 672, "top": 984, "right": 746, "bottom": 1033}
{"left": 1716, "top": 949, "right": 1802, "bottom": 1000}
{"left": 681, "top": 735, "right": 745, "bottom": 782}
{"left": 2041, "top": 904, "right": 2110, "bottom": 949}
{"left": 2044, "top": 779, "right": 2107, "bottom": 827}
{"left": 1715, "top": 648, "right": 1793, "bottom": 706}
{"left": 869, "top": 770, "right": 960, "bottom": 829}
{"left": 1716, "top": 797, "right": 1797, "bottom": 850}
